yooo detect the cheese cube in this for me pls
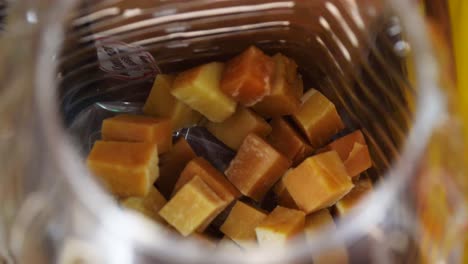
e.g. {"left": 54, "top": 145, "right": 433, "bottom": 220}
{"left": 171, "top": 62, "right": 236, "bottom": 122}
{"left": 220, "top": 201, "right": 267, "bottom": 248}
{"left": 143, "top": 74, "right": 202, "bottom": 130}
{"left": 121, "top": 187, "right": 167, "bottom": 223}
{"left": 267, "top": 118, "right": 313, "bottom": 166}
{"left": 172, "top": 157, "right": 241, "bottom": 231}
{"left": 344, "top": 143, "right": 372, "bottom": 178}
{"left": 87, "top": 141, "right": 159, "bottom": 197}
{"left": 320, "top": 130, "right": 372, "bottom": 177}
{"left": 283, "top": 151, "right": 354, "bottom": 214}
{"left": 225, "top": 133, "right": 291, "bottom": 201}
{"left": 304, "top": 209, "right": 349, "bottom": 264}
{"left": 156, "top": 138, "right": 197, "bottom": 198}
{"left": 173, "top": 157, "right": 240, "bottom": 200}
{"left": 101, "top": 114, "right": 172, "bottom": 154}
{"left": 252, "top": 53, "right": 302, "bottom": 117}
{"left": 292, "top": 89, "right": 345, "bottom": 148}
{"left": 205, "top": 107, "right": 271, "bottom": 150}
{"left": 320, "top": 130, "right": 366, "bottom": 160}
{"left": 335, "top": 176, "right": 373, "bottom": 216}
{"left": 220, "top": 46, "right": 275, "bottom": 106}
{"left": 272, "top": 173, "right": 298, "bottom": 209}
{"left": 159, "top": 176, "right": 224, "bottom": 236}
{"left": 255, "top": 206, "right": 305, "bottom": 246}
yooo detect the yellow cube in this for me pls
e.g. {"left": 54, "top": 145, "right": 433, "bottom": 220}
{"left": 101, "top": 114, "right": 172, "bottom": 154}
{"left": 173, "top": 157, "right": 240, "bottom": 201}
{"left": 304, "top": 209, "right": 349, "bottom": 264}
{"left": 283, "top": 151, "right": 354, "bottom": 214}
{"left": 292, "top": 89, "right": 344, "bottom": 148}
{"left": 253, "top": 53, "right": 302, "bottom": 117}
{"left": 172, "top": 157, "right": 241, "bottom": 231}
{"left": 220, "top": 201, "right": 267, "bottom": 248}
{"left": 121, "top": 187, "right": 167, "bottom": 223}
{"left": 87, "top": 141, "right": 159, "bottom": 198}
{"left": 172, "top": 62, "right": 236, "bottom": 122}
{"left": 143, "top": 74, "right": 202, "bottom": 130}
{"left": 255, "top": 206, "right": 305, "bottom": 247}
{"left": 159, "top": 176, "right": 224, "bottom": 236}
{"left": 205, "top": 107, "right": 271, "bottom": 150}
{"left": 319, "top": 130, "right": 372, "bottom": 178}
{"left": 335, "top": 176, "right": 373, "bottom": 216}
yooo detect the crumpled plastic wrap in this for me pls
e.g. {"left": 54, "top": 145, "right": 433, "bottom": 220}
{"left": 68, "top": 101, "right": 236, "bottom": 172}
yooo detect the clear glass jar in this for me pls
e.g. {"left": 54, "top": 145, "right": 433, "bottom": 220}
{"left": 0, "top": 0, "right": 465, "bottom": 263}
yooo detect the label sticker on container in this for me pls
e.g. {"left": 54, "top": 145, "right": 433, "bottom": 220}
{"left": 96, "top": 38, "right": 160, "bottom": 80}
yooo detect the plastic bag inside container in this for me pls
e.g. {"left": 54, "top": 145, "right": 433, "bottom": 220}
{"left": 68, "top": 101, "right": 236, "bottom": 173}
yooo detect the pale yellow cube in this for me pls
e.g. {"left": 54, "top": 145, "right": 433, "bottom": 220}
{"left": 304, "top": 209, "right": 349, "bottom": 264}
{"left": 205, "top": 107, "right": 271, "bottom": 150}
{"left": 121, "top": 187, "right": 167, "bottom": 223}
{"left": 255, "top": 206, "right": 305, "bottom": 247}
{"left": 171, "top": 62, "right": 236, "bottom": 122}
{"left": 87, "top": 141, "right": 159, "bottom": 198}
{"left": 220, "top": 201, "right": 267, "bottom": 248}
{"left": 159, "top": 176, "right": 224, "bottom": 236}
{"left": 143, "top": 74, "right": 202, "bottom": 130}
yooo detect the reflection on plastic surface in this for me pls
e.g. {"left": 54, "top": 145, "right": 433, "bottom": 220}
{"left": 69, "top": 101, "right": 236, "bottom": 172}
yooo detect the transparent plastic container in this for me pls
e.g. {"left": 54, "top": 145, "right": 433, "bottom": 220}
{"left": 0, "top": 0, "right": 466, "bottom": 263}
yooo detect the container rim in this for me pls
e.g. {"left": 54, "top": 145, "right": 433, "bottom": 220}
{"left": 33, "top": 0, "right": 445, "bottom": 263}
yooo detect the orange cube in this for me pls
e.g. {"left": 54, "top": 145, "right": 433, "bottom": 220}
{"left": 225, "top": 133, "right": 291, "bottom": 201}
{"left": 156, "top": 138, "right": 197, "bottom": 198}
{"left": 220, "top": 201, "right": 267, "bottom": 248}
{"left": 272, "top": 172, "right": 298, "bottom": 209}
{"left": 283, "top": 151, "right": 354, "bottom": 214}
{"left": 255, "top": 206, "right": 305, "bottom": 246}
{"left": 320, "top": 130, "right": 366, "bottom": 160}
{"left": 252, "top": 53, "right": 302, "bottom": 117}
{"left": 205, "top": 107, "right": 271, "bottom": 150}
{"left": 172, "top": 157, "right": 241, "bottom": 231}
{"left": 159, "top": 176, "right": 224, "bottom": 236}
{"left": 121, "top": 187, "right": 167, "bottom": 223}
{"left": 101, "top": 114, "right": 172, "bottom": 154}
{"left": 220, "top": 46, "right": 275, "bottom": 106}
{"left": 320, "top": 130, "right": 372, "bottom": 177}
{"left": 171, "top": 62, "right": 236, "bottom": 122}
{"left": 292, "top": 89, "right": 345, "bottom": 148}
{"left": 87, "top": 141, "right": 159, "bottom": 197}
{"left": 335, "top": 176, "right": 373, "bottom": 216}
{"left": 344, "top": 143, "right": 372, "bottom": 178}
{"left": 305, "top": 209, "right": 349, "bottom": 264}
{"left": 267, "top": 118, "right": 314, "bottom": 166}
{"left": 143, "top": 74, "right": 202, "bottom": 130}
